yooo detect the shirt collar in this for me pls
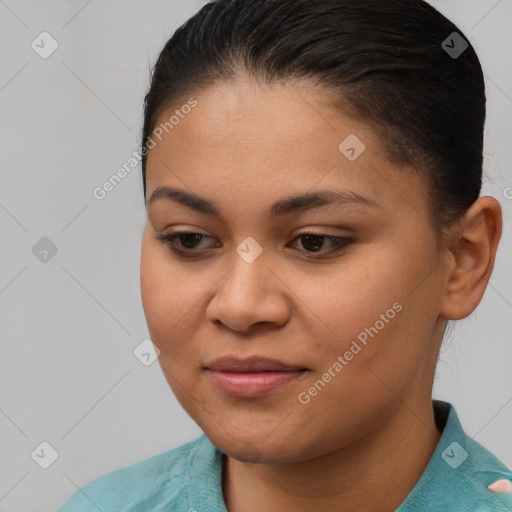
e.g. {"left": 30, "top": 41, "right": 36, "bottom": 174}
{"left": 185, "top": 400, "right": 511, "bottom": 511}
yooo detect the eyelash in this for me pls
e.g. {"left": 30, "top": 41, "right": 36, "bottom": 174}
{"left": 155, "top": 231, "right": 353, "bottom": 259}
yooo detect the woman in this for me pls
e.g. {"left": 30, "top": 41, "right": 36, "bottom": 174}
{"left": 57, "top": 0, "right": 512, "bottom": 510}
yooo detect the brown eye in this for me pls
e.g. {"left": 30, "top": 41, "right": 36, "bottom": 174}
{"left": 155, "top": 231, "right": 353, "bottom": 259}
{"left": 290, "top": 233, "right": 353, "bottom": 256}
{"left": 155, "top": 232, "right": 215, "bottom": 256}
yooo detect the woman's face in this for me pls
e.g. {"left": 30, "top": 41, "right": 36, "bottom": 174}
{"left": 140, "top": 76, "right": 449, "bottom": 463}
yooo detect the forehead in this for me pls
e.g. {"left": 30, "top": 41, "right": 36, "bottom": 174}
{"left": 145, "top": 76, "right": 429, "bottom": 224}
{"left": 149, "top": 76, "right": 374, "bottom": 162}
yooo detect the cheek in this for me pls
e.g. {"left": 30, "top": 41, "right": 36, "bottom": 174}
{"left": 140, "top": 241, "right": 169, "bottom": 338}
{"left": 140, "top": 239, "right": 206, "bottom": 405}
{"left": 140, "top": 237, "right": 201, "bottom": 349}
{"left": 291, "top": 243, "right": 434, "bottom": 379}
{"left": 290, "top": 253, "right": 404, "bottom": 347}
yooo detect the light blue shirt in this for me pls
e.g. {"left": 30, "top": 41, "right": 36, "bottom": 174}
{"left": 57, "top": 400, "right": 512, "bottom": 511}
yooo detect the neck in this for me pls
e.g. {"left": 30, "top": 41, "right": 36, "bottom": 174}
{"left": 222, "top": 398, "right": 442, "bottom": 512}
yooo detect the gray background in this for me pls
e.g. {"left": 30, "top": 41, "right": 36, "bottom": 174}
{"left": 0, "top": 1, "right": 511, "bottom": 511}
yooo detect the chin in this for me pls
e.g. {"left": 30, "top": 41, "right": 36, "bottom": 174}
{"left": 205, "top": 427, "right": 309, "bottom": 465}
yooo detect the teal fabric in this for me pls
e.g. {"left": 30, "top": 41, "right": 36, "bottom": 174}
{"left": 57, "top": 400, "right": 512, "bottom": 511}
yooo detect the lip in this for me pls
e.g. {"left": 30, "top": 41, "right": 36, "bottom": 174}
{"left": 205, "top": 356, "right": 308, "bottom": 398}
{"left": 205, "top": 356, "right": 306, "bottom": 372}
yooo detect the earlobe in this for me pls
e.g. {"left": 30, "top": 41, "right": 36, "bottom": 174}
{"left": 439, "top": 196, "right": 502, "bottom": 321}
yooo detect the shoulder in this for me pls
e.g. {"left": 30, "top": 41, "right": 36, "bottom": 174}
{"left": 460, "top": 433, "right": 512, "bottom": 511}
{"left": 56, "top": 434, "right": 216, "bottom": 512}
{"left": 399, "top": 400, "right": 512, "bottom": 512}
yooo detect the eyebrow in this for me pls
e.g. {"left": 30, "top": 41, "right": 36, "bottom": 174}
{"left": 148, "top": 186, "right": 380, "bottom": 217}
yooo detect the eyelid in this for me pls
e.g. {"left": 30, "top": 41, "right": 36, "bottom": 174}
{"left": 293, "top": 226, "right": 355, "bottom": 236}
{"left": 155, "top": 229, "right": 354, "bottom": 259}
{"left": 159, "top": 226, "right": 352, "bottom": 242}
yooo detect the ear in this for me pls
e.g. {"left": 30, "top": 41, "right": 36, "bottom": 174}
{"left": 439, "top": 196, "right": 502, "bottom": 320}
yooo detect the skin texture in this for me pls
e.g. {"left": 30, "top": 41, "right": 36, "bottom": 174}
{"left": 140, "top": 75, "right": 502, "bottom": 512}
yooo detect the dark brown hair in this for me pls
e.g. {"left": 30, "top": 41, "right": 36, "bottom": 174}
{"left": 141, "top": 0, "right": 485, "bottom": 233}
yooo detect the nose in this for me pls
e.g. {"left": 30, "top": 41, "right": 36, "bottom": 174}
{"left": 205, "top": 251, "right": 291, "bottom": 333}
